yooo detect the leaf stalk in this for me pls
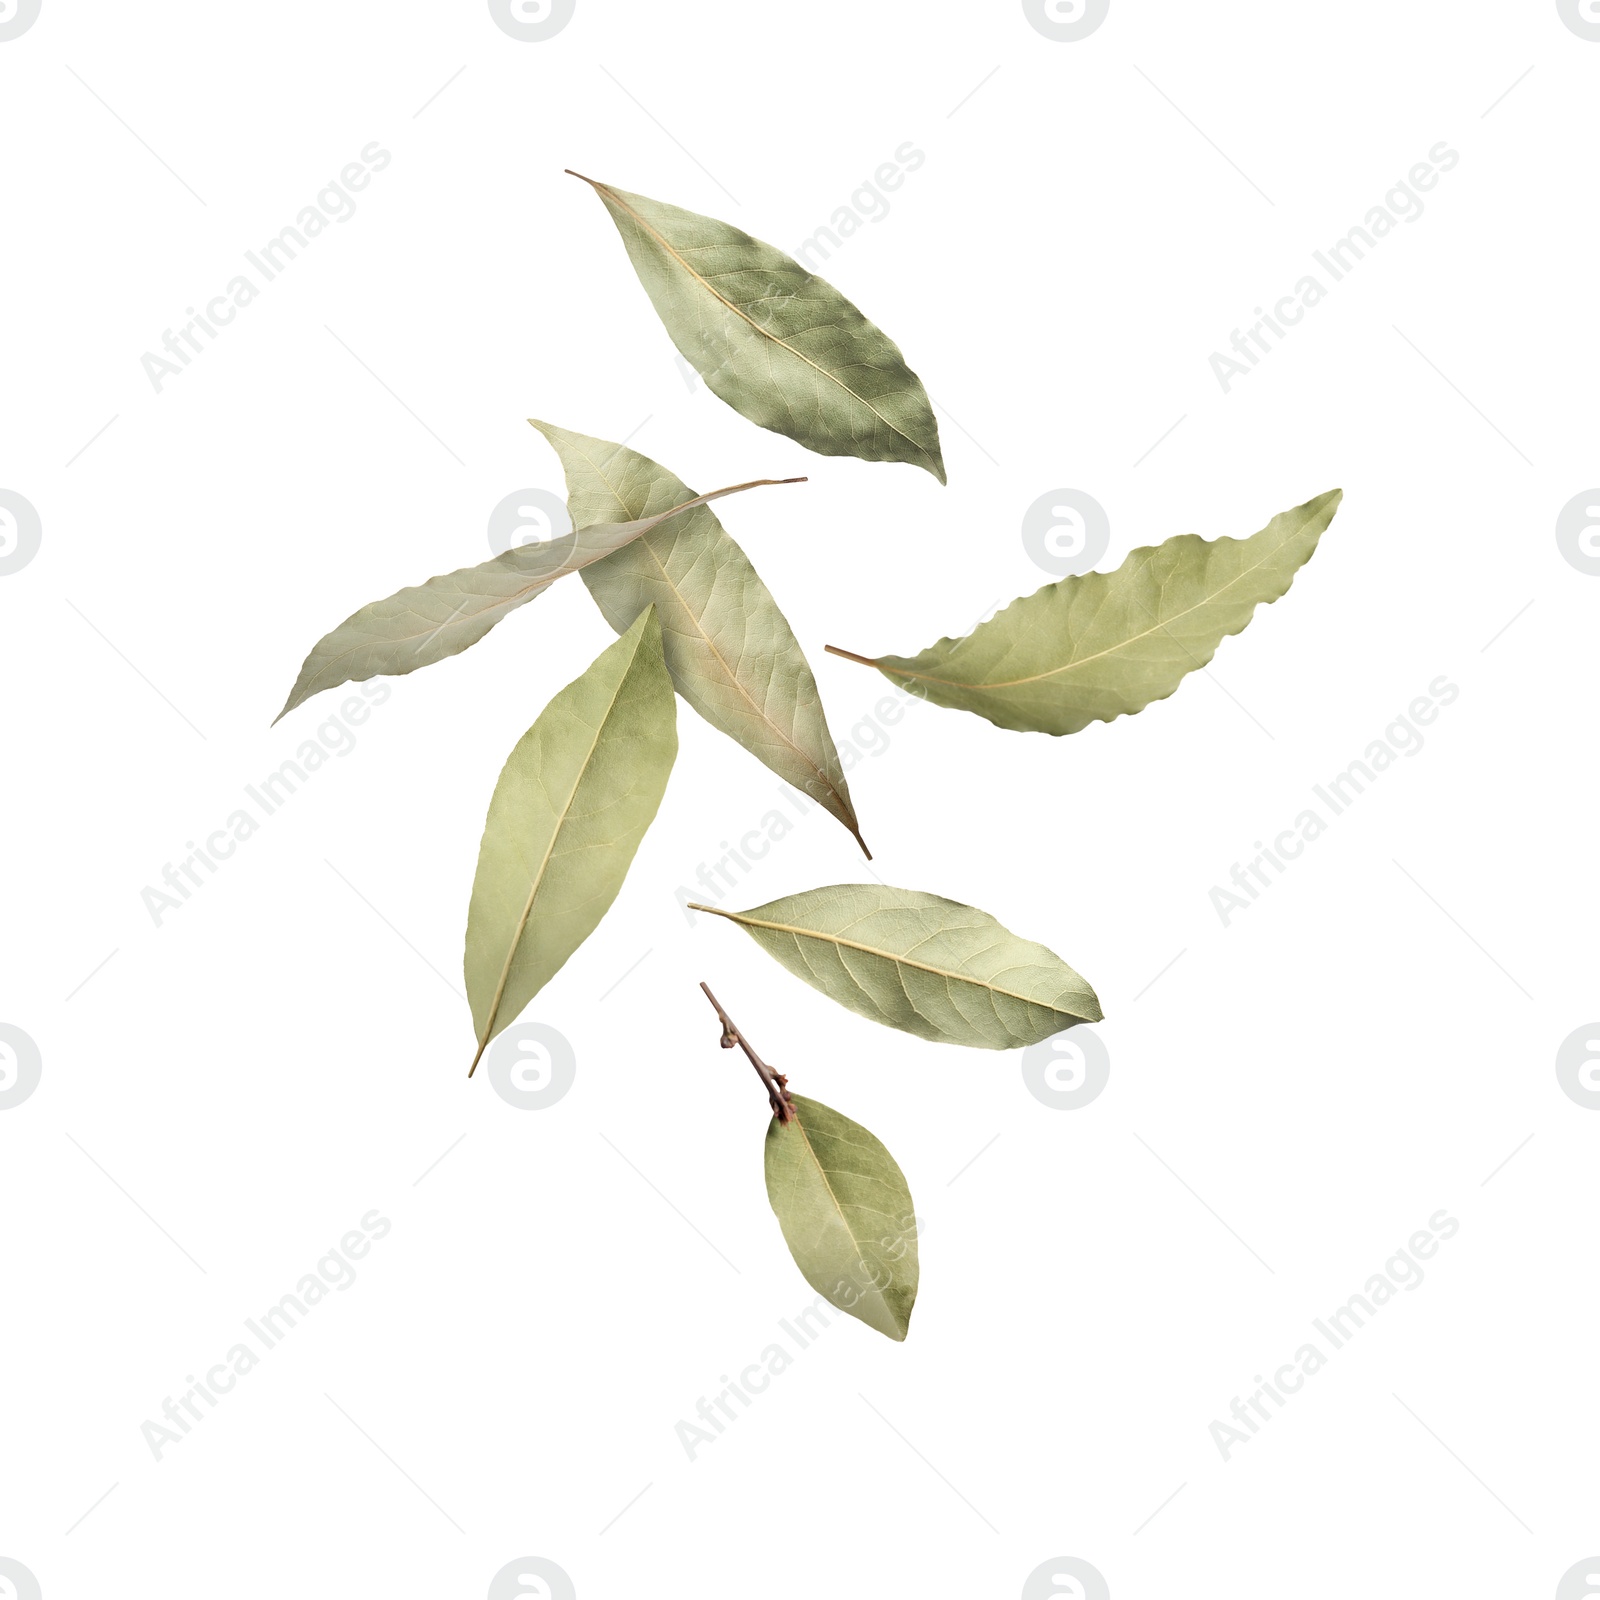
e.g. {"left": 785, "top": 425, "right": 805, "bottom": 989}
{"left": 823, "top": 645, "right": 879, "bottom": 669}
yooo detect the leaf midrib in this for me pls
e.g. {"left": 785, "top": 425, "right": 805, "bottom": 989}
{"left": 694, "top": 905, "right": 1088, "bottom": 1019}
{"left": 786, "top": 1107, "right": 901, "bottom": 1333}
{"left": 294, "top": 483, "right": 777, "bottom": 705}
{"left": 592, "top": 180, "right": 933, "bottom": 467}
{"left": 304, "top": 573, "right": 546, "bottom": 688}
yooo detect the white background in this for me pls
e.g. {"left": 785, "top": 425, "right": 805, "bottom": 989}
{"left": 2, "top": 2, "right": 1597, "bottom": 1596}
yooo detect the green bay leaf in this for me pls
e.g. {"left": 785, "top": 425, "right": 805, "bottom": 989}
{"left": 276, "top": 479, "right": 789, "bottom": 722}
{"left": 530, "top": 420, "right": 867, "bottom": 854}
{"left": 692, "top": 884, "right": 1100, "bottom": 1050}
{"left": 572, "top": 173, "right": 944, "bottom": 482}
{"left": 765, "top": 1093, "right": 918, "bottom": 1342}
{"left": 465, "top": 606, "right": 676, "bottom": 1073}
{"left": 830, "top": 489, "right": 1342, "bottom": 735}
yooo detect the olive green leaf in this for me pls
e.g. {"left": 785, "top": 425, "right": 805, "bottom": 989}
{"left": 690, "top": 884, "right": 1101, "bottom": 1049}
{"left": 529, "top": 420, "right": 868, "bottom": 855}
{"left": 465, "top": 606, "right": 676, "bottom": 1074}
{"left": 765, "top": 1094, "right": 919, "bottom": 1341}
{"left": 569, "top": 172, "right": 945, "bottom": 483}
{"left": 275, "top": 478, "right": 794, "bottom": 723}
{"left": 828, "top": 489, "right": 1342, "bottom": 735}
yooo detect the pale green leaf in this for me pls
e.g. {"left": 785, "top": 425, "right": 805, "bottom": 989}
{"left": 529, "top": 419, "right": 867, "bottom": 854}
{"left": 465, "top": 606, "right": 676, "bottom": 1073}
{"left": 571, "top": 173, "right": 945, "bottom": 482}
{"left": 692, "top": 884, "right": 1101, "bottom": 1049}
{"left": 276, "top": 479, "right": 789, "bottom": 722}
{"left": 765, "top": 1093, "right": 918, "bottom": 1341}
{"left": 830, "top": 489, "right": 1342, "bottom": 735}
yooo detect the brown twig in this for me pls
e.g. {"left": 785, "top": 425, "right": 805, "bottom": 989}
{"left": 699, "top": 983, "right": 794, "bottom": 1122}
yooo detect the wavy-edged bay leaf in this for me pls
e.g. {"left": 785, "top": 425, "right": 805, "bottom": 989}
{"left": 570, "top": 173, "right": 944, "bottom": 483}
{"left": 766, "top": 1093, "right": 918, "bottom": 1341}
{"left": 692, "top": 884, "right": 1101, "bottom": 1050}
{"left": 530, "top": 419, "right": 867, "bottom": 855}
{"left": 830, "top": 489, "right": 1342, "bottom": 736}
{"left": 465, "top": 606, "right": 675, "bottom": 1073}
{"left": 276, "top": 478, "right": 791, "bottom": 722}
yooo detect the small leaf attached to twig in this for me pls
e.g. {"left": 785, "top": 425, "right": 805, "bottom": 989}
{"left": 700, "top": 985, "right": 919, "bottom": 1341}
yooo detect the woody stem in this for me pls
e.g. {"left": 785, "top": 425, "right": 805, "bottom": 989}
{"left": 698, "top": 983, "right": 794, "bottom": 1123}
